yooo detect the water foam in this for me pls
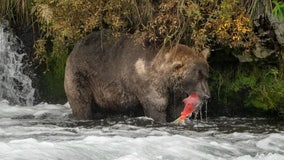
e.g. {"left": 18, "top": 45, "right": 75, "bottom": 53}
{"left": 0, "top": 20, "right": 34, "bottom": 105}
{"left": 0, "top": 102, "right": 283, "bottom": 160}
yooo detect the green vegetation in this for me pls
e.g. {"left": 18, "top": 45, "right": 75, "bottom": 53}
{"left": 42, "top": 50, "right": 68, "bottom": 103}
{"left": 272, "top": 0, "right": 284, "bottom": 20}
{"left": 210, "top": 64, "right": 284, "bottom": 113}
{"left": 0, "top": 0, "right": 283, "bottom": 116}
{"left": 31, "top": 0, "right": 257, "bottom": 53}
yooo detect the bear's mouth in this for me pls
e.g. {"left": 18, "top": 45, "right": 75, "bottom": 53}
{"left": 184, "top": 91, "right": 209, "bottom": 114}
{"left": 184, "top": 91, "right": 210, "bottom": 102}
{"left": 172, "top": 92, "right": 206, "bottom": 124}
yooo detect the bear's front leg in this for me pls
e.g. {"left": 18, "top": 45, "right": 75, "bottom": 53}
{"left": 143, "top": 106, "right": 167, "bottom": 123}
{"left": 68, "top": 96, "right": 93, "bottom": 120}
{"left": 65, "top": 70, "right": 93, "bottom": 120}
{"left": 66, "top": 87, "right": 93, "bottom": 120}
{"left": 139, "top": 92, "right": 168, "bottom": 123}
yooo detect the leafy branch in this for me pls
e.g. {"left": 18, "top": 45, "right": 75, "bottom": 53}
{"left": 272, "top": 0, "right": 284, "bottom": 20}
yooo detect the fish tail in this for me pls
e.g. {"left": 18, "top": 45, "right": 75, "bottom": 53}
{"left": 173, "top": 117, "right": 185, "bottom": 125}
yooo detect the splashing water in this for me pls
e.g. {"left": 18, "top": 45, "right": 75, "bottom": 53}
{"left": 194, "top": 99, "right": 208, "bottom": 122}
{"left": 0, "top": 20, "right": 34, "bottom": 105}
{"left": 0, "top": 101, "right": 283, "bottom": 160}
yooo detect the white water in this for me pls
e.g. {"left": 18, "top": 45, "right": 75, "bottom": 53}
{"left": 0, "top": 20, "right": 34, "bottom": 106}
{"left": 0, "top": 100, "right": 283, "bottom": 160}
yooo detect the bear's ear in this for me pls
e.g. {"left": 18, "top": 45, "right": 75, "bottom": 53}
{"left": 172, "top": 61, "right": 183, "bottom": 70}
{"left": 201, "top": 48, "right": 210, "bottom": 59}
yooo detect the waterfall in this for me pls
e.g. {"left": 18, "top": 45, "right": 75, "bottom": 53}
{"left": 0, "top": 20, "right": 35, "bottom": 106}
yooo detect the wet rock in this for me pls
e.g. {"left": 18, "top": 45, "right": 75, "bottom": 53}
{"left": 254, "top": 43, "right": 275, "bottom": 59}
{"left": 234, "top": 54, "right": 253, "bottom": 62}
{"left": 235, "top": 14, "right": 284, "bottom": 62}
{"left": 269, "top": 15, "right": 284, "bottom": 47}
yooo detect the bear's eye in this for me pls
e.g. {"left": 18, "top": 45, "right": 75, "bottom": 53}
{"left": 198, "top": 68, "right": 209, "bottom": 80}
{"left": 198, "top": 70, "right": 208, "bottom": 80}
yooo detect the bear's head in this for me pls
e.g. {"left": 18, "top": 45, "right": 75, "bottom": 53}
{"left": 153, "top": 45, "right": 210, "bottom": 121}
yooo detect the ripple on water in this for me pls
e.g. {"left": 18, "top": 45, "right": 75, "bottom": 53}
{"left": 0, "top": 102, "right": 283, "bottom": 160}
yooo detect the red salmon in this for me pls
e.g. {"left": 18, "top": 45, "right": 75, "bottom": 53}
{"left": 173, "top": 93, "right": 201, "bottom": 124}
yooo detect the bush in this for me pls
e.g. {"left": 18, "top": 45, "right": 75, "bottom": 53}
{"left": 209, "top": 62, "right": 284, "bottom": 115}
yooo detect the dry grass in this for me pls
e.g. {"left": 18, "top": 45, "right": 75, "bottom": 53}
{"left": 0, "top": 0, "right": 32, "bottom": 25}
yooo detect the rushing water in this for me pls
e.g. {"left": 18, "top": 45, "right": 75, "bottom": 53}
{"left": 0, "top": 20, "right": 34, "bottom": 106}
{"left": 0, "top": 100, "right": 283, "bottom": 160}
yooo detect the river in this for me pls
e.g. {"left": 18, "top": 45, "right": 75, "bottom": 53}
{"left": 0, "top": 100, "right": 283, "bottom": 160}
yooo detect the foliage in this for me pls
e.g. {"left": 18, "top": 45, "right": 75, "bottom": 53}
{"left": 32, "top": 0, "right": 257, "bottom": 56}
{"left": 0, "top": 0, "right": 261, "bottom": 54}
{"left": 0, "top": 0, "right": 32, "bottom": 25}
{"left": 42, "top": 49, "right": 68, "bottom": 101}
{"left": 210, "top": 64, "right": 284, "bottom": 112}
{"left": 32, "top": 0, "right": 141, "bottom": 72}
{"left": 204, "top": 1, "right": 257, "bottom": 49}
{"left": 244, "top": 68, "right": 283, "bottom": 110}
{"left": 34, "top": 37, "right": 69, "bottom": 102}
{"left": 33, "top": 0, "right": 136, "bottom": 42}
{"left": 272, "top": 0, "right": 284, "bottom": 21}
{"left": 137, "top": 0, "right": 205, "bottom": 47}
{"left": 137, "top": 0, "right": 258, "bottom": 50}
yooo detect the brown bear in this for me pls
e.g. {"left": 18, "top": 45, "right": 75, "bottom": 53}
{"left": 64, "top": 31, "right": 210, "bottom": 123}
